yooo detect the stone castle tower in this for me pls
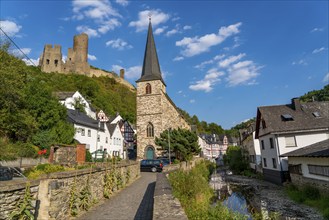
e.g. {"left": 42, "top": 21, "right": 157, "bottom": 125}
{"left": 39, "top": 33, "right": 90, "bottom": 75}
{"left": 136, "top": 20, "right": 190, "bottom": 159}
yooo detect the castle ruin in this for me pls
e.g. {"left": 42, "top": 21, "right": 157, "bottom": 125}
{"left": 39, "top": 33, "right": 90, "bottom": 75}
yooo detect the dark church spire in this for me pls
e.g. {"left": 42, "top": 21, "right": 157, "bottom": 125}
{"left": 136, "top": 18, "right": 165, "bottom": 85}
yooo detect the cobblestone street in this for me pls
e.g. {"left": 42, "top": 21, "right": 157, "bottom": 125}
{"left": 77, "top": 172, "right": 157, "bottom": 220}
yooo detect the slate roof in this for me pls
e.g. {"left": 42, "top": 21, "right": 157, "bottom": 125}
{"left": 200, "top": 134, "right": 236, "bottom": 145}
{"left": 281, "top": 139, "right": 329, "bottom": 157}
{"left": 136, "top": 20, "right": 166, "bottom": 85}
{"left": 67, "top": 109, "right": 104, "bottom": 131}
{"left": 255, "top": 99, "right": 329, "bottom": 138}
{"left": 106, "top": 123, "right": 118, "bottom": 136}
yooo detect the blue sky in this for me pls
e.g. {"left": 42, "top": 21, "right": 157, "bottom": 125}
{"left": 1, "top": 0, "right": 328, "bottom": 129}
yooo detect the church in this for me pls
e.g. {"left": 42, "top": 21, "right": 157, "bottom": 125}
{"left": 136, "top": 19, "right": 190, "bottom": 159}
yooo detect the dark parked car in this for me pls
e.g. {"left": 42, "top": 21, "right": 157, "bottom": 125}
{"left": 157, "top": 157, "right": 170, "bottom": 166}
{"left": 0, "top": 166, "right": 13, "bottom": 181}
{"left": 140, "top": 159, "right": 163, "bottom": 172}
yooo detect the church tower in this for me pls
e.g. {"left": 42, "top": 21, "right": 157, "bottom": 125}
{"left": 136, "top": 19, "right": 167, "bottom": 159}
{"left": 136, "top": 19, "right": 190, "bottom": 160}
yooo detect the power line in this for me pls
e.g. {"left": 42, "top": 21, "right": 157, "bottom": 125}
{"left": 0, "top": 27, "right": 36, "bottom": 66}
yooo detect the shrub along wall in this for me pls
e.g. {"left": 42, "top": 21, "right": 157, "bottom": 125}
{"left": 0, "top": 161, "right": 140, "bottom": 220}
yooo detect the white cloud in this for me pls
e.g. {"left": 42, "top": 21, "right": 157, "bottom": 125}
{"left": 194, "top": 54, "right": 225, "bottom": 69}
{"left": 218, "top": 53, "right": 245, "bottom": 68}
{"left": 70, "top": 0, "right": 121, "bottom": 36}
{"left": 76, "top": 26, "right": 99, "bottom": 37}
{"left": 22, "top": 58, "right": 39, "bottom": 66}
{"left": 112, "top": 64, "right": 142, "bottom": 79}
{"left": 190, "top": 99, "right": 195, "bottom": 103}
{"left": 154, "top": 26, "right": 168, "bottom": 35}
{"left": 176, "top": 22, "right": 242, "bottom": 57}
{"left": 178, "top": 90, "right": 183, "bottom": 94}
{"left": 226, "top": 60, "right": 261, "bottom": 86}
{"left": 10, "top": 48, "right": 31, "bottom": 57}
{"left": 183, "top": 25, "right": 192, "bottom": 30}
{"left": 88, "top": 54, "right": 97, "bottom": 61}
{"left": 173, "top": 56, "right": 184, "bottom": 61}
{"left": 129, "top": 9, "right": 170, "bottom": 32}
{"left": 189, "top": 68, "right": 224, "bottom": 92}
{"left": 292, "top": 59, "right": 307, "bottom": 66}
{"left": 98, "top": 18, "right": 121, "bottom": 34}
{"left": 311, "top": 27, "right": 324, "bottom": 33}
{"left": 115, "top": 0, "right": 129, "bottom": 6}
{"left": 166, "top": 28, "right": 179, "bottom": 36}
{"left": 106, "top": 38, "right": 132, "bottom": 50}
{"left": 312, "top": 47, "right": 325, "bottom": 54}
{"left": 0, "top": 20, "right": 22, "bottom": 37}
{"left": 72, "top": 0, "right": 121, "bottom": 20}
{"left": 323, "top": 72, "right": 329, "bottom": 83}
{"left": 172, "top": 17, "right": 180, "bottom": 21}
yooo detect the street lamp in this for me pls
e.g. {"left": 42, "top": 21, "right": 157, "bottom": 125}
{"left": 168, "top": 128, "right": 171, "bottom": 164}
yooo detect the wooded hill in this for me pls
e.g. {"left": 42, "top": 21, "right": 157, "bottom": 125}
{"left": 0, "top": 45, "right": 136, "bottom": 160}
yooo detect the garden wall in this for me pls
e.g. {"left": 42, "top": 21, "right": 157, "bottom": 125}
{"left": 290, "top": 173, "right": 329, "bottom": 194}
{"left": 0, "top": 161, "right": 140, "bottom": 220}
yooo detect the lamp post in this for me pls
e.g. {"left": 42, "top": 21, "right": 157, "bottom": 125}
{"left": 168, "top": 128, "right": 171, "bottom": 164}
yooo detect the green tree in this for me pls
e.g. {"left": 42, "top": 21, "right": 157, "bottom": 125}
{"left": 155, "top": 128, "right": 200, "bottom": 161}
{"left": 224, "top": 146, "right": 249, "bottom": 173}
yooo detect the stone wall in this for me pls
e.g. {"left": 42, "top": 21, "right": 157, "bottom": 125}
{"left": 0, "top": 157, "right": 48, "bottom": 168}
{"left": 0, "top": 161, "right": 140, "bottom": 220}
{"left": 290, "top": 173, "right": 329, "bottom": 194}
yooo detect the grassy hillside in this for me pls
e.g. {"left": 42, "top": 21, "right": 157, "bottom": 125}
{"left": 0, "top": 44, "right": 136, "bottom": 160}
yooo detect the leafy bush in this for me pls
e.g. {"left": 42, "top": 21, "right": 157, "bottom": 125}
{"left": 24, "top": 164, "right": 66, "bottom": 179}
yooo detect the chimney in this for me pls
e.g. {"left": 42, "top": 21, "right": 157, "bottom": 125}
{"left": 120, "top": 69, "right": 125, "bottom": 79}
{"left": 291, "top": 98, "right": 301, "bottom": 110}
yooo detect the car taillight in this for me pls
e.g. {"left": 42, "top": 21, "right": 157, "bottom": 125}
{"left": 160, "top": 163, "right": 163, "bottom": 168}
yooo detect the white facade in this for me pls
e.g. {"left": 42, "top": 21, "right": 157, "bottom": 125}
{"left": 60, "top": 91, "right": 96, "bottom": 119}
{"left": 288, "top": 157, "right": 329, "bottom": 182}
{"left": 109, "top": 123, "right": 125, "bottom": 159}
{"left": 259, "top": 131, "right": 329, "bottom": 172}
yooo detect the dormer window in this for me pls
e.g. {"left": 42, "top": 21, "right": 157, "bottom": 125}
{"left": 146, "top": 83, "right": 152, "bottom": 94}
{"left": 312, "top": 112, "right": 320, "bottom": 117}
{"left": 281, "top": 114, "right": 294, "bottom": 121}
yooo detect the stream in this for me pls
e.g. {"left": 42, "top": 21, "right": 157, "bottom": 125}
{"left": 209, "top": 169, "right": 324, "bottom": 220}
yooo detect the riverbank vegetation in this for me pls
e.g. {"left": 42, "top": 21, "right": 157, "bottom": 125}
{"left": 169, "top": 160, "right": 250, "bottom": 219}
{"left": 285, "top": 184, "right": 329, "bottom": 219}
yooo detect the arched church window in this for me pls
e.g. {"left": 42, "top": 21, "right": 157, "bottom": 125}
{"left": 146, "top": 83, "right": 152, "bottom": 94}
{"left": 147, "top": 123, "right": 154, "bottom": 137}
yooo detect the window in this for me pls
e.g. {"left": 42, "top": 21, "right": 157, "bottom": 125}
{"left": 147, "top": 123, "right": 154, "bottom": 137}
{"left": 263, "top": 158, "right": 267, "bottom": 167}
{"left": 272, "top": 158, "right": 277, "bottom": 169}
{"left": 285, "top": 136, "right": 296, "bottom": 147}
{"left": 250, "top": 155, "right": 255, "bottom": 163}
{"left": 308, "top": 165, "right": 329, "bottom": 177}
{"left": 97, "top": 135, "right": 100, "bottom": 142}
{"left": 281, "top": 114, "right": 294, "bottom": 121}
{"left": 289, "top": 164, "right": 302, "bottom": 175}
{"left": 88, "top": 129, "right": 91, "bottom": 137}
{"left": 46, "top": 59, "right": 50, "bottom": 65}
{"left": 81, "top": 128, "right": 85, "bottom": 136}
{"left": 54, "top": 59, "right": 58, "bottom": 67}
{"left": 146, "top": 83, "right": 152, "bottom": 94}
{"left": 270, "top": 138, "right": 274, "bottom": 149}
{"left": 106, "top": 137, "right": 108, "bottom": 143}
{"left": 312, "top": 112, "right": 320, "bottom": 117}
{"left": 261, "top": 140, "right": 265, "bottom": 150}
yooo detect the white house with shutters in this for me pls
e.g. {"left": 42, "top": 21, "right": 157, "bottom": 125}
{"left": 255, "top": 98, "right": 329, "bottom": 184}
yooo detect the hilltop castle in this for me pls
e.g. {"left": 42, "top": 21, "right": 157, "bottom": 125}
{"left": 136, "top": 20, "right": 190, "bottom": 159}
{"left": 39, "top": 33, "right": 90, "bottom": 75}
{"left": 39, "top": 33, "right": 135, "bottom": 90}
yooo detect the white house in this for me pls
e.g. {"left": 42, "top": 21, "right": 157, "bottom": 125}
{"left": 107, "top": 123, "right": 125, "bottom": 159}
{"left": 55, "top": 91, "right": 96, "bottom": 119}
{"left": 240, "top": 124, "right": 262, "bottom": 172}
{"left": 281, "top": 139, "right": 329, "bottom": 193}
{"left": 255, "top": 98, "right": 329, "bottom": 184}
